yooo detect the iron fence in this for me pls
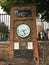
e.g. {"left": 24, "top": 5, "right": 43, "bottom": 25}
{"left": 0, "top": 14, "right": 10, "bottom": 41}
{"left": 38, "top": 31, "right": 49, "bottom": 40}
{"left": 0, "top": 14, "right": 49, "bottom": 41}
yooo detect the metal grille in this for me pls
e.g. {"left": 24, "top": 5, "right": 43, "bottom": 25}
{"left": 0, "top": 14, "right": 10, "bottom": 41}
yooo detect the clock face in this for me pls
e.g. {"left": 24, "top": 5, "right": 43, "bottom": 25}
{"left": 16, "top": 24, "right": 30, "bottom": 38}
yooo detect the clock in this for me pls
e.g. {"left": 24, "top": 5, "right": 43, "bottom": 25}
{"left": 16, "top": 24, "right": 30, "bottom": 38}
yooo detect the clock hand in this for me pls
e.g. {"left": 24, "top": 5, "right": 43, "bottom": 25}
{"left": 23, "top": 30, "right": 26, "bottom": 35}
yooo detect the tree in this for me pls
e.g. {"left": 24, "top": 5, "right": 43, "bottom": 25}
{"left": 0, "top": 22, "right": 9, "bottom": 41}
{"left": 0, "top": 0, "right": 49, "bottom": 21}
{"left": 0, "top": 22, "right": 9, "bottom": 34}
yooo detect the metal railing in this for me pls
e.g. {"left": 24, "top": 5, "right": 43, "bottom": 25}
{"left": 0, "top": 14, "right": 10, "bottom": 41}
{"left": 38, "top": 31, "right": 49, "bottom": 40}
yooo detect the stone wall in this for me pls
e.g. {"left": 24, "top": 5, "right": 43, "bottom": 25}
{"left": 0, "top": 41, "right": 9, "bottom": 59}
{"left": 0, "top": 41, "right": 49, "bottom": 65}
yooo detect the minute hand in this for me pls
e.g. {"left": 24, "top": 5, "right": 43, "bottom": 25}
{"left": 23, "top": 30, "right": 26, "bottom": 35}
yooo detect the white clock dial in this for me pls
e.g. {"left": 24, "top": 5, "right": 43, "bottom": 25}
{"left": 16, "top": 24, "right": 30, "bottom": 38}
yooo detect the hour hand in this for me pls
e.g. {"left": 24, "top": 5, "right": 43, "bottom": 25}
{"left": 23, "top": 30, "right": 26, "bottom": 35}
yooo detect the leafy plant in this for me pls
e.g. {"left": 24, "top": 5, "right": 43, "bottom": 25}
{"left": 0, "top": 22, "right": 9, "bottom": 34}
{"left": 0, "top": 0, "right": 49, "bottom": 21}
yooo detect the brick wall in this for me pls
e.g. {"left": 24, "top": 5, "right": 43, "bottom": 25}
{"left": 9, "top": 4, "right": 39, "bottom": 65}
{"left": 0, "top": 42, "right": 9, "bottom": 59}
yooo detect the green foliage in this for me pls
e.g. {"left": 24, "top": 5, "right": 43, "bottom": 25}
{"left": 37, "top": 0, "right": 49, "bottom": 22}
{"left": 0, "top": 23, "right": 9, "bottom": 34}
{"left": 0, "top": 0, "right": 49, "bottom": 21}
{"left": 0, "top": 0, "right": 38, "bottom": 14}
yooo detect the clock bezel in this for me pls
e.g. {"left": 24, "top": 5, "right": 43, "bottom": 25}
{"left": 16, "top": 24, "right": 31, "bottom": 38}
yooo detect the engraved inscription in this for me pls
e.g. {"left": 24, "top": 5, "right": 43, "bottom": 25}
{"left": 15, "top": 10, "right": 32, "bottom": 17}
{"left": 14, "top": 50, "right": 33, "bottom": 58}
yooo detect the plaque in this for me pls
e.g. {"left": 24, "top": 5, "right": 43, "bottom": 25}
{"left": 14, "top": 42, "right": 19, "bottom": 49}
{"left": 15, "top": 10, "right": 32, "bottom": 17}
{"left": 20, "top": 42, "right": 27, "bottom": 47}
{"left": 14, "top": 50, "right": 33, "bottom": 58}
{"left": 27, "top": 42, "right": 33, "bottom": 49}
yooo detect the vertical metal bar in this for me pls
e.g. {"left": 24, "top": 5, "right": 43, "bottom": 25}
{"left": 8, "top": 14, "right": 9, "bottom": 28}
{"left": 0, "top": 14, "right": 1, "bottom": 23}
{"left": 7, "top": 14, "right": 8, "bottom": 26}
{"left": 4, "top": 14, "right": 5, "bottom": 24}
{"left": 2, "top": 14, "right": 3, "bottom": 23}
{"left": 1, "top": 14, "right": 3, "bottom": 22}
{"left": 0, "top": 15, "right": 2, "bottom": 21}
{"left": 9, "top": 16, "right": 10, "bottom": 29}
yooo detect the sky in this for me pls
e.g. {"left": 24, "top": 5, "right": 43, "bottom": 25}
{"left": 0, "top": 6, "right": 6, "bottom": 14}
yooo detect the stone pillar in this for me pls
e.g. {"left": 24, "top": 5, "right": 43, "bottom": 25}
{"left": 9, "top": 4, "right": 39, "bottom": 65}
